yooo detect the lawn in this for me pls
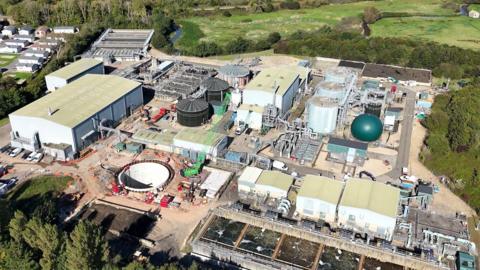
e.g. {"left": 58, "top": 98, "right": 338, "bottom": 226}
{"left": 0, "top": 117, "right": 9, "bottom": 127}
{"left": 371, "top": 16, "right": 480, "bottom": 50}
{"left": 0, "top": 53, "right": 18, "bottom": 67}
{"left": 177, "top": 0, "right": 455, "bottom": 50}
{"left": 14, "top": 72, "right": 31, "bottom": 80}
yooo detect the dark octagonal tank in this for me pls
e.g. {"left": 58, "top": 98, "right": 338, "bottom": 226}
{"left": 176, "top": 98, "right": 210, "bottom": 127}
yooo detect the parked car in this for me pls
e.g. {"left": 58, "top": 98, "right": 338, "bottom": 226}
{"left": 0, "top": 144, "right": 10, "bottom": 153}
{"left": 9, "top": 148, "right": 22, "bottom": 157}
{"left": 26, "top": 152, "right": 36, "bottom": 161}
{"left": 0, "top": 177, "right": 17, "bottom": 196}
{"left": 245, "top": 128, "right": 253, "bottom": 135}
{"left": 32, "top": 152, "right": 43, "bottom": 163}
{"left": 272, "top": 160, "right": 288, "bottom": 171}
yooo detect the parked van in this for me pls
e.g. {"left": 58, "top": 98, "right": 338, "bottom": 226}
{"left": 272, "top": 160, "right": 288, "bottom": 171}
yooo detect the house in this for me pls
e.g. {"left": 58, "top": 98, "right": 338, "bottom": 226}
{"left": 4, "top": 39, "right": 29, "bottom": 48}
{"left": 24, "top": 49, "right": 49, "bottom": 58}
{"left": 31, "top": 44, "right": 55, "bottom": 52}
{"left": 53, "top": 26, "right": 77, "bottom": 34}
{"left": 296, "top": 175, "right": 344, "bottom": 225}
{"left": 326, "top": 137, "right": 368, "bottom": 165}
{"left": 13, "top": 35, "right": 35, "bottom": 43}
{"left": 46, "top": 33, "right": 67, "bottom": 42}
{"left": 16, "top": 63, "right": 39, "bottom": 73}
{"left": 37, "top": 38, "right": 60, "bottom": 47}
{"left": 337, "top": 179, "right": 400, "bottom": 241}
{"left": 19, "top": 26, "right": 34, "bottom": 36}
{"left": 35, "top": 26, "right": 49, "bottom": 38}
{"left": 469, "top": 10, "right": 480, "bottom": 19}
{"left": 2, "top": 26, "right": 17, "bottom": 37}
{"left": 18, "top": 56, "right": 44, "bottom": 65}
{"left": 0, "top": 45, "right": 21, "bottom": 54}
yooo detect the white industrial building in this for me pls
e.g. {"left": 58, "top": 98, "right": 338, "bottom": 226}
{"left": 236, "top": 104, "right": 264, "bottom": 130}
{"left": 253, "top": 170, "right": 294, "bottom": 199}
{"left": 305, "top": 96, "right": 338, "bottom": 134}
{"left": 337, "top": 179, "right": 400, "bottom": 241}
{"left": 238, "top": 166, "right": 263, "bottom": 194}
{"left": 45, "top": 58, "right": 104, "bottom": 92}
{"left": 242, "top": 67, "right": 301, "bottom": 114}
{"left": 173, "top": 128, "right": 228, "bottom": 158}
{"left": 296, "top": 175, "right": 344, "bottom": 225}
{"left": 9, "top": 75, "right": 143, "bottom": 160}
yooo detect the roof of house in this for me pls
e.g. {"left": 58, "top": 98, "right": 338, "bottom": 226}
{"left": 298, "top": 175, "right": 344, "bottom": 205}
{"left": 328, "top": 137, "right": 368, "bottom": 150}
{"left": 46, "top": 58, "right": 102, "bottom": 80}
{"left": 10, "top": 75, "right": 140, "bottom": 128}
{"left": 256, "top": 170, "right": 294, "bottom": 192}
{"left": 20, "top": 26, "right": 34, "bottom": 31}
{"left": 245, "top": 67, "right": 299, "bottom": 96}
{"left": 174, "top": 128, "right": 225, "bottom": 147}
{"left": 340, "top": 179, "right": 400, "bottom": 218}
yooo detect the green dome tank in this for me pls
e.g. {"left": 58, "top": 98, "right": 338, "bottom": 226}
{"left": 351, "top": 113, "right": 383, "bottom": 142}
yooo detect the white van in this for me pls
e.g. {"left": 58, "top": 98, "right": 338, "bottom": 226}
{"left": 9, "top": 148, "right": 22, "bottom": 157}
{"left": 272, "top": 160, "right": 288, "bottom": 171}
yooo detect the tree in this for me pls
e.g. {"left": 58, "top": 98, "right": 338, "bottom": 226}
{"left": 0, "top": 241, "right": 40, "bottom": 270}
{"left": 192, "top": 41, "right": 222, "bottom": 57}
{"left": 8, "top": 210, "right": 27, "bottom": 242}
{"left": 363, "top": 6, "right": 381, "bottom": 24}
{"left": 66, "top": 220, "right": 109, "bottom": 270}
{"left": 224, "top": 37, "right": 251, "bottom": 54}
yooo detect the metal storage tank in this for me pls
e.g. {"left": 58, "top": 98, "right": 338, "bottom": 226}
{"left": 218, "top": 64, "right": 250, "bottom": 88}
{"left": 351, "top": 113, "right": 383, "bottom": 142}
{"left": 365, "top": 102, "right": 382, "bottom": 117}
{"left": 324, "top": 68, "right": 349, "bottom": 84}
{"left": 176, "top": 98, "right": 209, "bottom": 127}
{"left": 200, "top": 77, "right": 230, "bottom": 102}
{"left": 306, "top": 96, "right": 338, "bottom": 134}
{"left": 315, "top": 81, "right": 345, "bottom": 101}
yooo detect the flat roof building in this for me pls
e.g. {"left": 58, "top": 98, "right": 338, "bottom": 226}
{"left": 173, "top": 128, "right": 227, "bottom": 158}
{"left": 296, "top": 175, "right": 344, "bottom": 225}
{"left": 45, "top": 58, "right": 104, "bottom": 92}
{"left": 327, "top": 137, "right": 368, "bottom": 165}
{"left": 9, "top": 75, "right": 143, "bottom": 160}
{"left": 338, "top": 179, "right": 400, "bottom": 241}
{"left": 254, "top": 170, "right": 294, "bottom": 199}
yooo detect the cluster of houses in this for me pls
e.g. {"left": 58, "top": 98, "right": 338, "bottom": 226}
{"left": 0, "top": 25, "right": 77, "bottom": 73}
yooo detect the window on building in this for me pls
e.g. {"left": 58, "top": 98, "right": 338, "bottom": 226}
{"left": 348, "top": 215, "right": 355, "bottom": 221}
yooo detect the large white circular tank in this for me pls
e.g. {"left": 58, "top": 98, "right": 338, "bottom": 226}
{"left": 118, "top": 161, "right": 173, "bottom": 192}
{"left": 307, "top": 96, "right": 338, "bottom": 134}
{"left": 315, "top": 81, "right": 346, "bottom": 101}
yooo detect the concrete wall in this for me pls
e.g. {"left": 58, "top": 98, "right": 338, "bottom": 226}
{"left": 278, "top": 76, "right": 300, "bottom": 114}
{"left": 296, "top": 197, "right": 337, "bottom": 225}
{"left": 337, "top": 205, "right": 396, "bottom": 241}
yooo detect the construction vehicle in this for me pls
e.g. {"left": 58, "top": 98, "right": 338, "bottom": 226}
{"left": 181, "top": 153, "right": 206, "bottom": 177}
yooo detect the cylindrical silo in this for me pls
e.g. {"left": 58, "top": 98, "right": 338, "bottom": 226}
{"left": 218, "top": 64, "right": 250, "bottom": 88}
{"left": 306, "top": 96, "right": 338, "bottom": 134}
{"left": 200, "top": 77, "right": 230, "bottom": 102}
{"left": 176, "top": 98, "right": 209, "bottom": 127}
{"left": 315, "top": 81, "right": 346, "bottom": 101}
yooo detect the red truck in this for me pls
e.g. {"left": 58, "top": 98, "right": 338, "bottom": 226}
{"left": 149, "top": 108, "right": 169, "bottom": 123}
{"left": 160, "top": 195, "right": 174, "bottom": 208}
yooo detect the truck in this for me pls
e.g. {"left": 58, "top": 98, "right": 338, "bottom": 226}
{"left": 149, "top": 108, "right": 169, "bottom": 123}
{"left": 235, "top": 121, "right": 247, "bottom": 135}
{"left": 272, "top": 160, "right": 288, "bottom": 172}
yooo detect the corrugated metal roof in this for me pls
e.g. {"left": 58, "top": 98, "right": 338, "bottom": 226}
{"left": 174, "top": 127, "right": 224, "bottom": 147}
{"left": 245, "top": 67, "right": 299, "bottom": 96}
{"left": 132, "top": 129, "right": 177, "bottom": 146}
{"left": 238, "top": 166, "right": 263, "bottom": 184}
{"left": 176, "top": 98, "right": 209, "bottom": 113}
{"left": 218, "top": 64, "right": 250, "bottom": 78}
{"left": 256, "top": 170, "right": 293, "bottom": 192}
{"left": 47, "top": 58, "right": 103, "bottom": 80}
{"left": 10, "top": 75, "right": 140, "bottom": 128}
{"left": 340, "top": 179, "right": 400, "bottom": 218}
{"left": 298, "top": 175, "right": 344, "bottom": 205}
{"left": 200, "top": 77, "right": 229, "bottom": 92}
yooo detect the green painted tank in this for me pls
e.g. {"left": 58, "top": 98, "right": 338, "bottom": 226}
{"left": 351, "top": 113, "right": 383, "bottom": 142}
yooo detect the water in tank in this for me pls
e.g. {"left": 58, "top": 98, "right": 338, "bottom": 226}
{"left": 307, "top": 96, "right": 338, "bottom": 134}
{"left": 365, "top": 103, "right": 382, "bottom": 118}
{"left": 314, "top": 81, "right": 346, "bottom": 101}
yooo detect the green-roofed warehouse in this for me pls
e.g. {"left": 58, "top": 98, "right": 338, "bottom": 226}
{"left": 296, "top": 175, "right": 344, "bottom": 225}
{"left": 338, "top": 179, "right": 400, "bottom": 241}
{"left": 172, "top": 127, "right": 228, "bottom": 158}
{"left": 254, "top": 170, "right": 294, "bottom": 199}
{"left": 45, "top": 58, "right": 104, "bottom": 92}
{"left": 10, "top": 74, "right": 143, "bottom": 160}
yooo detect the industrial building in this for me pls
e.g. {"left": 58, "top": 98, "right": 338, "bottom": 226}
{"left": 88, "top": 29, "right": 154, "bottom": 61}
{"left": 327, "top": 137, "right": 368, "bottom": 164}
{"left": 217, "top": 64, "right": 250, "bottom": 88}
{"left": 337, "top": 179, "right": 400, "bottom": 241}
{"left": 238, "top": 166, "right": 263, "bottom": 194}
{"left": 9, "top": 75, "right": 143, "bottom": 160}
{"left": 172, "top": 128, "right": 227, "bottom": 158}
{"left": 242, "top": 67, "right": 301, "bottom": 114}
{"left": 45, "top": 58, "right": 104, "bottom": 92}
{"left": 254, "top": 170, "right": 294, "bottom": 199}
{"left": 236, "top": 104, "right": 264, "bottom": 130}
{"left": 296, "top": 174, "right": 344, "bottom": 225}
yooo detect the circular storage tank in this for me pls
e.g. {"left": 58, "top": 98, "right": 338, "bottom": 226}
{"left": 218, "top": 64, "right": 250, "bottom": 88}
{"left": 200, "top": 77, "right": 230, "bottom": 102}
{"left": 365, "top": 103, "right": 382, "bottom": 118}
{"left": 306, "top": 96, "right": 338, "bottom": 134}
{"left": 117, "top": 161, "right": 174, "bottom": 192}
{"left": 315, "top": 81, "right": 346, "bottom": 101}
{"left": 177, "top": 98, "right": 209, "bottom": 127}
{"left": 351, "top": 113, "right": 383, "bottom": 142}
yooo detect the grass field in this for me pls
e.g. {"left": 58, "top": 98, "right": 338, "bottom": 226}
{"left": 0, "top": 117, "right": 9, "bottom": 127}
{"left": 178, "top": 0, "right": 456, "bottom": 50}
{"left": 14, "top": 72, "right": 31, "bottom": 80}
{"left": 371, "top": 16, "right": 480, "bottom": 50}
{"left": 0, "top": 53, "right": 18, "bottom": 67}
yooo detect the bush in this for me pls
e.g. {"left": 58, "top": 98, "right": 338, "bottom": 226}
{"left": 267, "top": 32, "right": 282, "bottom": 45}
{"left": 241, "top": 18, "right": 252, "bottom": 23}
{"left": 280, "top": 1, "right": 301, "bottom": 10}
{"left": 222, "top": 10, "right": 232, "bottom": 17}
{"left": 224, "top": 37, "right": 251, "bottom": 54}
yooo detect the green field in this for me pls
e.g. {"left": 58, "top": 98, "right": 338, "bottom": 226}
{"left": 371, "top": 16, "right": 480, "bottom": 50}
{"left": 14, "top": 72, "right": 31, "bottom": 80}
{"left": 0, "top": 53, "right": 18, "bottom": 67}
{"left": 178, "top": 0, "right": 457, "bottom": 50}
{"left": 0, "top": 117, "right": 9, "bottom": 127}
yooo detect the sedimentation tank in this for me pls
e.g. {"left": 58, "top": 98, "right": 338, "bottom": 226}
{"left": 177, "top": 98, "right": 210, "bottom": 127}
{"left": 315, "top": 81, "right": 346, "bottom": 101}
{"left": 306, "top": 96, "right": 338, "bottom": 134}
